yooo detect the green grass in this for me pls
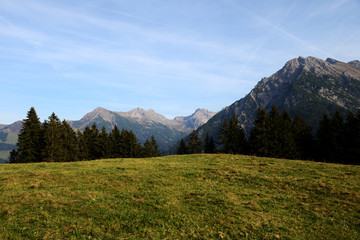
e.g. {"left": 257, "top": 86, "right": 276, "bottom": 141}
{"left": 1, "top": 154, "right": 359, "bottom": 239}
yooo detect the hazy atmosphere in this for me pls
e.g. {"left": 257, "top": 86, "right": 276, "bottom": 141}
{"left": 1, "top": 0, "right": 359, "bottom": 123}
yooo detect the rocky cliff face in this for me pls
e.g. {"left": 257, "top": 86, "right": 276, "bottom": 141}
{"left": 197, "top": 56, "right": 360, "bottom": 140}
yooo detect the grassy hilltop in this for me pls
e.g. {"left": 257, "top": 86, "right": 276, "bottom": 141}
{"left": 1, "top": 154, "right": 360, "bottom": 239}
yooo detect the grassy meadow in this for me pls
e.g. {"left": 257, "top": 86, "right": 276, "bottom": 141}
{"left": 0, "top": 154, "right": 359, "bottom": 239}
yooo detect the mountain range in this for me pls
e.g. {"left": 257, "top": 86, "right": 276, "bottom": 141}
{"left": 0, "top": 108, "right": 217, "bottom": 162}
{"left": 2, "top": 56, "right": 360, "bottom": 162}
{"left": 196, "top": 56, "right": 360, "bottom": 141}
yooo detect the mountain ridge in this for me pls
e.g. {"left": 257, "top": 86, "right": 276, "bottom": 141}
{"left": 1, "top": 107, "right": 216, "bottom": 158}
{"left": 196, "top": 56, "right": 360, "bottom": 141}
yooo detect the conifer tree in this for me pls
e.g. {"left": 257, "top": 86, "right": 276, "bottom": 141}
{"left": 220, "top": 119, "right": 230, "bottom": 153}
{"left": 220, "top": 113, "right": 247, "bottom": 154}
{"left": 204, "top": 132, "right": 216, "bottom": 153}
{"left": 249, "top": 107, "right": 269, "bottom": 157}
{"left": 177, "top": 138, "right": 187, "bottom": 155}
{"left": 62, "top": 120, "right": 79, "bottom": 162}
{"left": 8, "top": 149, "right": 18, "bottom": 163}
{"left": 98, "top": 125, "right": 111, "bottom": 158}
{"left": 90, "top": 123, "right": 102, "bottom": 160}
{"left": 76, "top": 130, "right": 89, "bottom": 161}
{"left": 292, "top": 114, "right": 314, "bottom": 160}
{"left": 316, "top": 113, "right": 332, "bottom": 162}
{"left": 42, "top": 113, "right": 64, "bottom": 162}
{"left": 280, "top": 110, "right": 297, "bottom": 159}
{"left": 344, "top": 110, "right": 360, "bottom": 164}
{"left": 16, "top": 107, "right": 43, "bottom": 163}
{"left": 142, "top": 135, "right": 161, "bottom": 157}
{"left": 150, "top": 135, "right": 161, "bottom": 157}
{"left": 109, "top": 125, "right": 122, "bottom": 158}
{"left": 83, "top": 123, "right": 101, "bottom": 160}
{"left": 187, "top": 130, "right": 202, "bottom": 154}
{"left": 267, "top": 106, "right": 283, "bottom": 158}
{"left": 330, "top": 109, "right": 345, "bottom": 163}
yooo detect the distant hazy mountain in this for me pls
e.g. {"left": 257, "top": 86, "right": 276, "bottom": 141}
{"left": 0, "top": 121, "right": 22, "bottom": 163}
{"left": 0, "top": 108, "right": 216, "bottom": 159}
{"left": 69, "top": 107, "right": 216, "bottom": 154}
{"left": 197, "top": 56, "right": 360, "bottom": 140}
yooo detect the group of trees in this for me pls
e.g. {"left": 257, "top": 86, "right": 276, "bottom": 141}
{"left": 177, "top": 106, "right": 360, "bottom": 165}
{"left": 10, "top": 107, "right": 161, "bottom": 163}
{"left": 248, "top": 106, "right": 360, "bottom": 164}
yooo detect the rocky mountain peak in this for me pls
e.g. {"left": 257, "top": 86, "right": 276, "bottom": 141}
{"left": 348, "top": 60, "right": 360, "bottom": 70}
{"left": 118, "top": 108, "right": 169, "bottom": 124}
{"left": 174, "top": 108, "right": 217, "bottom": 130}
{"left": 82, "top": 107, "right": 115, "bottom": 123}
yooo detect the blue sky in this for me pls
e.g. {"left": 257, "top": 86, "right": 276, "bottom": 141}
{"left": 1, "top": 0, "right": 359, "bottom": 124}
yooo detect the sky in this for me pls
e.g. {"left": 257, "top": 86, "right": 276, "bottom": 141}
{"left": 1, "top": 0, "right": 360, "bottom": 124}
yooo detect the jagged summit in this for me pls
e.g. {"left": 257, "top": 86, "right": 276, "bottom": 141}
{"left": 174, "top": 109, "right": 217, "bottom": 130}
{"left": 348, "top": 60, "right": 360, "bottom": 70}
{"left": 81, "top": 107, "right": 115, "bottom": 123}
{"left": 197, "top": 56, "right": 360, "bottom": 140}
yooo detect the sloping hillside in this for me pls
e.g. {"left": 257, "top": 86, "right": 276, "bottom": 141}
{"left": 1, "top": 154, "right": 359, "bottom": 239}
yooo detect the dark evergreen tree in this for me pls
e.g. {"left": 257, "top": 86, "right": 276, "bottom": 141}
{"left": 61, "top": 120, "right": 79, "bottom": 162}
{"left": 109, "top": 125, "right": 122, "bottom": 158}
{"left": 292, "top": 114, "right": 314, "bottom": 160}
{"left": 344, "top": 110, "right": 360, "bottom": 164}
{"left": 149, "top": 135, "right": 161, "bottom": 157}
{"left": 187, "top": 130, "right": 202, "bottom": 154}
{"left": 280, "top": 110, "right": 297, "bottom": 159}
{"left": 8, "top": 149, "right": 18, "bottom": 163}
{"left": 316, "top": 113, "right": 332, "bottom": 162}
{"left": 142, "top": 135, "right": 161, "bottom": 158}
{"left": 330, "top": 109, "right": 345, "bottom": 163}
{"left": 42, "top": 113, "right": 64, "bottom": 162}
{"left": 16, "top": 107, "right": 43, "bottom": 163}
{"left": 219, "top": 119, "right": 230, "bottom": 153}
{"left": 76, "top": 130, "right": 89, "bottom": 161}
{"left": 98, "top": 125, "right": 111, "bottom": 158}
{"left": 83, "top": 123, "right": 102, "bottom": 160}
{"left": 267, "top": 106, "right": 283, "bottom": 158}
{"left": 177, "top": 138, "right": 187, "bottom": 155}
{"left": 120, "top": 129, "right": 141, "bottom": 158}
{"left": 220, "top": 113, "right": 247, "bottom": 154}
{"left": 204, "top": 132, "right": 216, "bottom": 153}
{"left": 249, "top": 107, "right": 269, "bottom": 157}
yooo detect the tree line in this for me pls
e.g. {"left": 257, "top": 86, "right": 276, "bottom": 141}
{"left": 9, "top": 107, "right": 161, "bottom": 163}
{"left": 178, "top": 106, "right": 360, "bottom": 165}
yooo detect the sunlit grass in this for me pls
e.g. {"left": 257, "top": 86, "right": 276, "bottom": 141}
{"left": 1, "top": 154, "right": 359, "bottom": 239}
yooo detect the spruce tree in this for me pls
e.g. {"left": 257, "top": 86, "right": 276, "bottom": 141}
{"left": 344, "top": 110, "right": 360, "bottom": 164}
{"left": 188, "top": 130, "right": 202, "bottom": 154}
{"left": 142, "top": 135, "right": 161, "bottom": 158}
{"left": 98, "top": 126, "right": 111, "bottom": 158}
{"left": 249, "top": 107, "right": 269, "bottom": 157}
{"left": 42, "top": 113, "right": 64, "bottom": 162}
{"left": 316, "top": 113, "right": 332, "bottom": 162}
{"left": 330, "top": 109, "right": 345, "bottom": 163}
{"left": 177, "top": 139, "right": 187, "bottom": 155}
{"left": 267, "top": 106, "right": 283, "bottom": 158}
{"left": 204, "top": 132, "right": 216, "bottom": 153}
{"left": 76, "top": 130, "right": 89, "bottom": 161}
{"left": 220, "top": 113, "right": 247, "bottom": 154}
{"left": 220, "top": 119, "right": 230, "bottom": 153}
{"left": 150, "top": 135, "right": 161, "bottom": 157}
{"left": 16, "top": 107, "right": 43, "bottom": 163}
{"left": 280, "top": 110, "right": 297, "bottom": 159}
{"left": 109, "top": 125, "right": 122, "bottom": 158}
{"left": 62, "top": 120, "right": 79, "bottom": 162}
{"left": 292, "top": 114, "right": 314, "bottom": 160}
